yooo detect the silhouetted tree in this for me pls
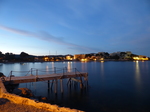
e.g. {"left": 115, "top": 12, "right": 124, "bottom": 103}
{"left": 110, "top": 54, "right": 119, "bottom": 60}
{"left": 104, "top": 52, "right": 110, "bottom": 59}
{"left": 0, "top": 51, "right": 4, "bottom": 62}
{"left": 85, "top": 54, "right": 92, "bottom": 58}
{"left": 20, "top": 52, "right": 29, "bottom": 61}
{"left": 0, "top": 51, "right": 4, "bottom": 57}
{"left": 4, "top": 52, "right": 15, "bottom": 61}
{"left": 20, "top": 52, "right": 29, "bottom": 58}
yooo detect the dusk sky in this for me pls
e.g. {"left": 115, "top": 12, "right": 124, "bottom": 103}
{"left": 0, "top": 0, "right": 150, "bottom": 56}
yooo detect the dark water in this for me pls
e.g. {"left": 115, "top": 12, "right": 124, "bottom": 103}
{"left": 0, "top": 61, "right": 150, "bottom": 112}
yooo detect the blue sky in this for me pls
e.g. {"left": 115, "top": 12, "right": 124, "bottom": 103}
{"left": 0, "top": 0, "right": 150, "bottom": 56}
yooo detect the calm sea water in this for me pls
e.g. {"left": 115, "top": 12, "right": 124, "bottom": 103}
{"left": 0, "top": 61, "right": 150, "bottom": 112}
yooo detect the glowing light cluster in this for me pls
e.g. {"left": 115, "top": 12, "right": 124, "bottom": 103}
{"left": 66, "top": 56, "right": 72, "bottom": 60}
{"left": 81, "top": 59, "right": 87, "bottom": 61}
{"left": 44, "top": 57, "right": 49, "bottom": 61}
{"left": 100, "top": 58, "right": 104, "bottom": 60}
{"left": 133, "top": 57, "right": 148, "bottom": 61}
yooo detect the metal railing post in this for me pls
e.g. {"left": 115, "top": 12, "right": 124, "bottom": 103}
{"left": 36, "top": 69, "right": 38, "bottom": 77}
{"left": 31, "top": 68, "right": 33, "bottom": 76}
{"left": 10, "top": 71, "right": 12, "bottom": 81}
{"left": 63, "top": 68, "right": 64, "bottom": 75}
{"left": 75, "top": 68, "right": 76, "bottom": 74}
{"left": 54, "top": 67, "right": 56, "bottom": 74}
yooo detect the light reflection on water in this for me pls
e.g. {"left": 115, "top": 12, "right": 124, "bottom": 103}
{"left": 67, "top": 62, "right": 72, "bottom": 72}
{"left": 135, "top": 61, "right": 141, "bottom": 85}
{"left": 0, "top": 61, "right": 150, "bottom": 112}
{"left": 81, "top": 62, "right": 87, "bottom": 72}
{"left": 134, "top": 61, "right": 143, "bottom": 98}
{"left": 51, "top": 62, "right": 54, "bottom": 70}
{"left": 100, "top": 61, "right": 104, "bottom": 76}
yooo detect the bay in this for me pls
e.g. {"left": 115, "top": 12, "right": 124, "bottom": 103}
{"left": 0, "top": 61, "right": 150, "bottom": 112}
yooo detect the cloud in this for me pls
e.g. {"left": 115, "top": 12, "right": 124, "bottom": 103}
{"left": 0, "top": 24, "right": 100, "bottom": 53}
{"left": 0, "top": 25, "right": 35, "bottom": 36}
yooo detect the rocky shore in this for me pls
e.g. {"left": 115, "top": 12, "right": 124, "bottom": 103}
{"left": 0, "top": 98, "right": 51, "bottom": 112}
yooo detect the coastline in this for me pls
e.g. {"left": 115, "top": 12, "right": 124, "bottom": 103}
{"left": 0, "top": 98, "right": 51, "bottom": 112}
{"left": 0, "top": 59, "right": 149, "bottom": 64}
{"left": 0, "top": 79, "right": 84, "bottom": 112}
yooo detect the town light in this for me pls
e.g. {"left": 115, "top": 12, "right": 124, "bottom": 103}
{"left": 100, "top": 58, "right": 104, "bottom": 60}
{"left": 133, "top": 56, "right": 148, "bottom": 61}
{"left": 44, "top": 57, "right": 49, "bottom": 61}
{"left": 81, "top": 59, "right": 87, "bottom": 61}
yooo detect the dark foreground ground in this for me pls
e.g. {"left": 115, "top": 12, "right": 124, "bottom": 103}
{"left": 0, "top": 98, "right": 51, "bottom": 112}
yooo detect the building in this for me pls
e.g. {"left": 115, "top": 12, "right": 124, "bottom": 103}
{"left": 74, "top": 54, "right": 86, "bottom": 61}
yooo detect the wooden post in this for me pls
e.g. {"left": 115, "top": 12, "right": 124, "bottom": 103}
{"left": 67, "top": 78, "right": 71, "bottom": 86}
{"left": 87, "top": 79, "right": 89, "bottom": 87}
{"left": 54, "top": 79, "right": 57, "bottom": 94}
{"left": 79, "top": 77, "right": 83, "bottom": 89}
{"left": 51, "top": 80, "right": 54, "bottom": 90}
{"left": 85, "top": 76, "right": 88, "bottom": 87}
{"left": 48, "top": 80, "right": 50, "bottom": 90}
{"left": 35, "top": 69, "right": 38, "bottom": 82}
{"left": 60, "top": 79, "right": 63, "bottom": 93}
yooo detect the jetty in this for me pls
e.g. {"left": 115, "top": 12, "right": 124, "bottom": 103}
{"left": 2, "top": 67, "right": 88, "bottom": 93}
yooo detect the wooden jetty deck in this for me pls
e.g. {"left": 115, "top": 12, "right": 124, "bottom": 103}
{"left": 2, "top": 67, "right": 88, "bottom": 93}
{"left": 4, "top": 72, "right": 88, "bottom": 84}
